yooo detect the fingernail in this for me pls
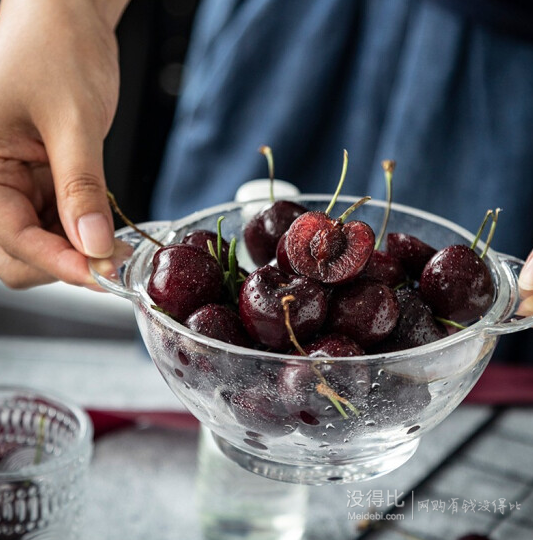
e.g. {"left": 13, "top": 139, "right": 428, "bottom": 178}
{"left": 518, "top": 254, "right": 533, "bottom": 291}
{"left": 77, "top": 213, "right": 114, "bottom": 258}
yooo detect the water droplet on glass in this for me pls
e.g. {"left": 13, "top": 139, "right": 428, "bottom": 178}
{"left": 371, "top": 382, "right": 380, "bottom": 390}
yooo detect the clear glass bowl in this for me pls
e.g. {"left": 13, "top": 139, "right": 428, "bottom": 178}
{"left": 90, "top": 196, "right": 533, "bottom": 485}
{"left": 0, "top": 386, "right": 93, "bottom": 538}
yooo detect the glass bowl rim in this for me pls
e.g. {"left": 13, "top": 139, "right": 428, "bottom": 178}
{"left": 125, "top": 194, "right": 514, "bottom": 365}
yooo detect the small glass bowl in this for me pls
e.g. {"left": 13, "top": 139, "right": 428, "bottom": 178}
{"left": 91, "top": 196, "right": 533, "bottom": 485}
{"left": 0, "top": 386, "right": 93, "bottom": 539}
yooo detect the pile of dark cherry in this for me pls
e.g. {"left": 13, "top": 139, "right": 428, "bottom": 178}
{"left": 146, "top": 195, "right": 494, "bottom": 440}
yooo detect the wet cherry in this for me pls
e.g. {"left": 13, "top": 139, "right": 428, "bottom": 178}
{"left": 328, "top": 278, "right": 400, "bottom": 348}
{"left": 238, "top": 265, "right": 328, "bottom": 351}
{"left": 147, "top": 244, "right": 223, "bottom": 322}
{"left": 420, "top": 244, "right": 494, "bottom": 324}
{"left": 243, "top": 146, "right": 307, "bottom": 266}
{"left": 387, "top": 232, "right": 437, "bottom": 278}
{"left": 185, "top": 303, "right": 252, "bottom": 347}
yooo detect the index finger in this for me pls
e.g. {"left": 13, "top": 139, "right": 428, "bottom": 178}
{"left": 0, "top": 185, "right": 95, "bottom": 286}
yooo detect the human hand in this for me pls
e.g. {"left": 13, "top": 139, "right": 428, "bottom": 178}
{"left": 518, "top": 250, "right": 533, "bottom": 316}
{"left": 0, "top": 0, "right": 129, "bottom": 289}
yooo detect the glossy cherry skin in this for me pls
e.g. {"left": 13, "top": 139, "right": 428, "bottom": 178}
{"left": 370, "top": 288, "right": 446, "bottom": 353}
{"left": 230, "top": 385, "right": 295, "bottom": 438}
{"left": 367, "top": 368, "right": 432, "bottom": 427}
{"left": 328, "top": 278, "right": 400, "bottom": 348}
{"left": 182, "top": 229, "right": 231, "bottom": 268}
{"left": 239, "top": 265, "right": 328, "bottom": 351}
{"left": 364, "top": 250, "right": 407, "bottom": 288}
{"left": 387, "top": 232, "right": 437, "bottom": 278}
{"left": 184, "top": 303, "right": 252, "bottom": 347}
{"left": 275, "top": 334, "right": 370, "bottom": 441}
{"left": 275, "top": 231, "right": 294, "bottom": 274}
{"left": 244, "top": 200, "right": 308, "bottom": 266}
{"left": 147, "top": 244, "right": 222, "bottom": 322}
{"left": 420, "top": 244, "right": 494, "bottom": 324}
{"left": 285, "top": 211, "right": 375, "bottom": 285}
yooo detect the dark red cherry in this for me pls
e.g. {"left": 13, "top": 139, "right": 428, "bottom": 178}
{"left": 420, "top": 244, "right": 494, "bottom": 324}
{"left": 184, "top": 304, "right": 252, "bottom": 347}
{"left": 368, "top": 368, "right": 431, "bottom": 426}
{"left": 371, "top": 288, "right": 446, "bottom": 353}
{"left": 277, "top": 363, "right": 363, "bottom": 440}
{"left": 238, "top": 265, "right": 328, "bottom": 351}
{"left": 182, "top": 229, "right": 232, "bottom": 269}
{"left": 328, "top": 278, "right": 400, "bottom": 348}
{"left": 304, "top": 333, "right": 365, "bottom": 358}
{"left": 244, "top": 200, "right": 308, "bottom": 266}
{"left": 230, "top": 385, "right": 295, "bottom": 437}
{"left": 387, "top": 232, "right": 437, "bottom": 278}
{"left": 147, "top": 244, "right": 222, "bottom": 322}
{"left": 285, "top": 211, "right": 375, "bottom": 284}
{"left": 363, "top": 250, "right": 407, "bottom": 288}
{"left": 275, "top": 334, "right": 370, "bottom": 441}
{"left": 275, "top": 231, "right": 294, "bottom": 274}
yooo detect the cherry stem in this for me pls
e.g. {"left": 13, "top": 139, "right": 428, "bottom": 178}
{"left": 375, "top": 160, "right": 396, "bottom": 250}
{"left": 107, "top": 191, "right": 164, "bottom": 248}
{"left": 316, "top": 383, "right": 349, "bottom": 419}
{"left": 282, "top": 295, "right": 359, "bottom": 418}
{"left": 208, "top": 225, "right": 240, "bottom": 304}
{"left": 337, "top": 196, "right": 372, "bottom": 224}
{"left": 259, "top": 145, "right": 275, "bottom": 202}
{"left": 150, "top": 304, "right": 176, "bottom": 319}
{"left": 281, "top": 295, "right": 307, "bottom": 356}
{"left": 228, "top": 237, "right": 237, "bottom": 279}
{"left": 325, "top": 149, "right": 349, "bottom": 216}
{"left": 470, "top": 209, "right": 493, "bottom": 252}
{"left": 206, "top": 239, "right": 217, "bottom": 260}
{"left": 216, "top": 216, "right": 225, "bottom": 262}
{"left": 435, "top": 317, "right": 467, "bottom": 330}
{"left": 481, "top": 207, "right": 501, "bottom": 259}
{"left": 33, "top": 414, "right": 46, "bottom": 465}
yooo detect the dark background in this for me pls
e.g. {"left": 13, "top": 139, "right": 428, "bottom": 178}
{"left": 104, "top": 0, "right": 199, "bottom": 227}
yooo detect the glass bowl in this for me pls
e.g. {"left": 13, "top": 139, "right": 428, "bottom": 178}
{"left": 0, "top": 386, "right": 93, "bottom": 538}
{"left": 90, "top": 196, "right": 533, "bottom": 485}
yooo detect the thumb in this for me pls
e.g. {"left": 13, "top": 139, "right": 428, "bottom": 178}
{"left": 48, "top": 126, "right": 115, "bottom": 258}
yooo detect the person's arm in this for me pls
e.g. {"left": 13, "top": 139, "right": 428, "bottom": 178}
{"left": 0, "top": 0, "right": 130, "bottom": 289}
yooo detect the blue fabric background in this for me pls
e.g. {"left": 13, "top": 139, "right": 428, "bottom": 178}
{"left": 152, "top": 0, "right": 533, "bottom": 260}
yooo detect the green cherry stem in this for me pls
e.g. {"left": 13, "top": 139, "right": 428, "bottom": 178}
{"left": 282, "top": 295, "right": 359, "bottom": 419}
{"left": 337, "top": 196, "right": 372, "bottom": 224}
{"left": 151, "top": 304, "right": 177, "bottom": 319}
{"left": 259, "top": 145, "right": 275, "bottom": 202}
{"left": 107, "top": 191, "right": 164, "bottom": 248}
{"left": 206, "top": 239, "right": 217, "bottom": 260}
{"left": 216, "top": 216, "right": 225, "bottom": 263}
{"left": 324, "top": 149, "right": 349, "bottom": 216}
{"left": 33, "top": 414, "right": 46, "bottom": 465}
{"left": 435, "top": 317, "right": 467, "bottom": 330}
{"left": 374, "top": 159, "right": 396, "bottom": 250}
{"left": 470, "top": 209, "right": 493, "bottom": 252}
{"left": 481, "top": 207, "right": 501, "bottom": 259}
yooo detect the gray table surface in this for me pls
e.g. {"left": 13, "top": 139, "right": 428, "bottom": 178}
{"left": 2, "top": 336, "right": 532, "bottom": 539}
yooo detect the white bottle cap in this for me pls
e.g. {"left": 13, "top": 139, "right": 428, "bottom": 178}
{"left": 234, "top": 179, "right": 300, "bottom": 203}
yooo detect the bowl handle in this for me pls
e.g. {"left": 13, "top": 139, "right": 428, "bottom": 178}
{"left": 89, "top": 221, "right": 171, "bottom": 301}
{"left": 483, "top": 253, "right": 533, "bottom": 336}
